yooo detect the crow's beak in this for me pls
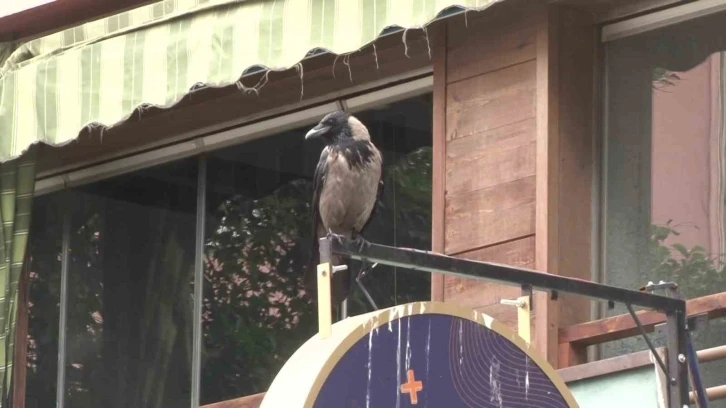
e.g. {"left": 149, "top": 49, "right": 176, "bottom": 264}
{"left": 305, "top": 124, "right": 330, "bottom": 140}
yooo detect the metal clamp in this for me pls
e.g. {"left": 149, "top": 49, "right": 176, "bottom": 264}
{"left": 500, "top": 294, "right": 531, "bottom": 344}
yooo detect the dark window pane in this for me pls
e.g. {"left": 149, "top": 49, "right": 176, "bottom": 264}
{"left": 26, "top": 194, "right": 64, "bottom": 408}
{"left": 64, "top": 158, "right": 198, "bottom": 408}
{"left": 604, "top": 13, "right": 726, "bottom": 405}
{"left": 200, "top": 94, "right": 432, "bottom": 405}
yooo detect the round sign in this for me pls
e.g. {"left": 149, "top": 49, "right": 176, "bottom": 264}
{"left": 262, "top": 301, "right": 579, "bottom": 408}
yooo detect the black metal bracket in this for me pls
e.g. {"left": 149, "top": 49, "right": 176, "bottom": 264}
{"left": 625, "top": 303, "right": 672, "bottom": 383}
{"left": 356, "top": 272, "right": 379, "bottom": 311}
{"left": 319, "top": 237, "right": 690, "bottom": 408}
{"left": 521, "top": 284, "right": 533, "bottom": 311}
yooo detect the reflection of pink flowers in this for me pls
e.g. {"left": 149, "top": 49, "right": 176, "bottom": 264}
{"left": 86, "top": 311, "right": 104, "bottom": 335}
{"left": 202, "top": 233, "right": 308, "bottom": 330}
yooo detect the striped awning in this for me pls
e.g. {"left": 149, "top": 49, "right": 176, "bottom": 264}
{"left": 0, "top": 0, "right": 499, "bottom": 163}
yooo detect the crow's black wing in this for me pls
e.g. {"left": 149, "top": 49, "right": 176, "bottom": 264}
{"left": 360, "top": 166, "right": 385, "bottom": 233}
{"left": 304, "top": 147, "right": 329, "bottom": 291}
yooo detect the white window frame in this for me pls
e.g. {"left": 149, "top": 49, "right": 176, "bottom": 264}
{"left": 602, "top": 0, "right": 726, "bottom": 42}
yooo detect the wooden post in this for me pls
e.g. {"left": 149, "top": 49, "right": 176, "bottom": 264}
{"left": 317, "top": 262, "right": 332, "bottom": 339}
{"left": 501, "top": 295, "right": 532, "bottom": 344}
{"left": 518, "top": 295, "right": 532, "bottom": 344}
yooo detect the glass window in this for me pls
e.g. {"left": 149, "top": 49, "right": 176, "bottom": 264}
{"left": 604, "top": 11, "right": 726, "bottom": 404}
{"left": 22, "top": 92, "right": 432, "bottom": 407}
{"left": 63, "top": 158, "right": 198, "bottom": 407}
{"left": 26, "top": 194, "right": 64, "bottom": 408}
{"left": 200, "top": 94, "right": 433, "bottom": 404}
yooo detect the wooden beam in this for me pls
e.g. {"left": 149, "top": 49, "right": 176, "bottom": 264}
{"left": 559, "top": 291, "right": 726, "bottom": 346}
{"left": 201, "top": 393, "right": 265, "bottom": 408}
{"left": 430, "top": 23, "right": 447, "bottom": 302}
{"left": 698, "top": 344, "right": 726, "bottom": 363}
{"left": 0, "top": 0, "right": 156, "bottom": 42}
{"left": 534, "top": 2, "right": 560, "bottom": 367}
{"left": 691, "top": 385, "right": 726, "bottom": 404}
{"left": 558, "top": 347, "right": 665, "bottom": 383}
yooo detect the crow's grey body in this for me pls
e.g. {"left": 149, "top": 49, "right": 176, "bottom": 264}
{"left": 304, "top": 112, "right": 383, "bottom": 305}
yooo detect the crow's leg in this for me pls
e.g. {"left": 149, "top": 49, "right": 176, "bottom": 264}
{"left": 350, "top": 232, "right": 375, "bottom": 278}
{"left": 349, "top": 231, "right": 379, "bottom": 310}
{"left": 350, "top": 231, "right": 370, "bottom": 252}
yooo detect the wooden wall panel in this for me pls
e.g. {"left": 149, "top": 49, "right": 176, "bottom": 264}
{"left": 433, "top": 1, "right": 595, "bottom": 367}
{"left": 446, "top": 119, "right": 536, "bottom": 198}
{"left": 445, "top": 236, "right": 535, "bottom": 331}
{"left": 445, "top": 61, "right": 536, "bottom": 140}
{"left": 432, "top": 2, "right": 541, "bottom": 342}
{"left": 554, "top": 6, "right": 596, "bottom": 366}
{"left": 446, "top": 10, "right": 538, "bottom": 83}
{"left": 445, "top": 176, "right": 536, "bottom": 254}
{"left": 445, "top": 237, "right": 535, "bottom": 306}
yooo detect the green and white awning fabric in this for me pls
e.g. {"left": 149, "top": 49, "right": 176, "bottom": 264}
{"left": 0, "top": 0, "right": 501, "bottom": 163}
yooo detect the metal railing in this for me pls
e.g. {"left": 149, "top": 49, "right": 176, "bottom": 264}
{"left": 690, "top": 345, "right": 726, "bottom": 404}
{"left": 316, "top": 236, "right": 690, "bottom": 408}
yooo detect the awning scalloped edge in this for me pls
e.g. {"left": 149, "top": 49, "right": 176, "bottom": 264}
{"left": 0, "top": 0, "right": 502, "bottom": 164}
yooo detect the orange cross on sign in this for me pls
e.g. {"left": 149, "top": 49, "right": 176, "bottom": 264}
{"left": 400, "top": 369, "right": 423, "bottom": 404}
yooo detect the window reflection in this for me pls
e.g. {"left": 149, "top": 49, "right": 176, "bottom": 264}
{"left": 64, "top": 158, "right": 198, "bottom": 407}
{"left": 605, "top": 14, "right": 726, "bottom": 405}
{"left": 201, "top": 94, "right": 433, "bottom": 404}
{"left": 26, "top": 194, "right": 63, "bottom": 408}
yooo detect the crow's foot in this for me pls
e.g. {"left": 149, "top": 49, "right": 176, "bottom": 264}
{"left": 326, "top": 229, "right": 344, "bottom": 245}
{"left": 351, "top": 234, "right": 370, "bottom": 252}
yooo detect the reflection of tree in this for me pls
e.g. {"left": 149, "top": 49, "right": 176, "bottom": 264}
{"left": 647, "top": 222, "right": 726, "bottom": 408}
{"left": 64, "top": 188, "right": 196, "bottom": 408}
{"left": 201, "top": 179, "right": 316, "bottom": 402}
{"left": 653, "top": 67, "right": 682, "bottom": 91}
{"left": 25, "top": 197, "right": 63, "bottom": 408}
{"left": 200, "top": 146, "right": 433, "bottom": 403}
{"left": 648, "top": 221, "right": 726, "bottom": 298}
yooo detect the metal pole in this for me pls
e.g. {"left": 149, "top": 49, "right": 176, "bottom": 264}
{"left": 319, "top": 237, "right": 332, "bottom": 264}
{"left": 666, "top": 309, "right": 689, "bottom": 408}
{"left": 56, "top": 195, "right": 71, "bottom": 408}
{"left": 340, "top": 300, "right": 348, "bottom": 320}
{"left": 191, "top": 155, "right": 207, "bottom": 408}
{"left": 328, "top": 237, "right": 681, "bottom": 312}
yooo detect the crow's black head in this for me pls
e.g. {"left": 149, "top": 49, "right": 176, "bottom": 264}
{"left": 305, "top": 110, "right": 354, "bottom": 145}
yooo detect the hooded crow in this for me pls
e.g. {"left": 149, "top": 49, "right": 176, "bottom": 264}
{"left": 304, "top": 110, "right": 383, "bottom": 306}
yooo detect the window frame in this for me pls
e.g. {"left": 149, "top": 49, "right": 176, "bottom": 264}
{"left": 593, "top": 0, "right": 726, "bottom": 365}
{"left": 20, "top": 75, "right": 434, "bottom": 408}
{"left": 597, "top": 0, "right": 726, "bottom": 289}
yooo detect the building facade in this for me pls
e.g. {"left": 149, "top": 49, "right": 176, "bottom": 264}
{"left": 0, "top": 0, "right": 725, "bottom": 407}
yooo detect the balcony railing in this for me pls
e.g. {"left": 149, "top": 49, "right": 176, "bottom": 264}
{"left": 559, "top": 291, "right": 726, "bottom": 403}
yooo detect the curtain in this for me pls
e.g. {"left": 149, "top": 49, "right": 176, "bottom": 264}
{"left": 0, "top": 150, "right": 36, "bottom": 406}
